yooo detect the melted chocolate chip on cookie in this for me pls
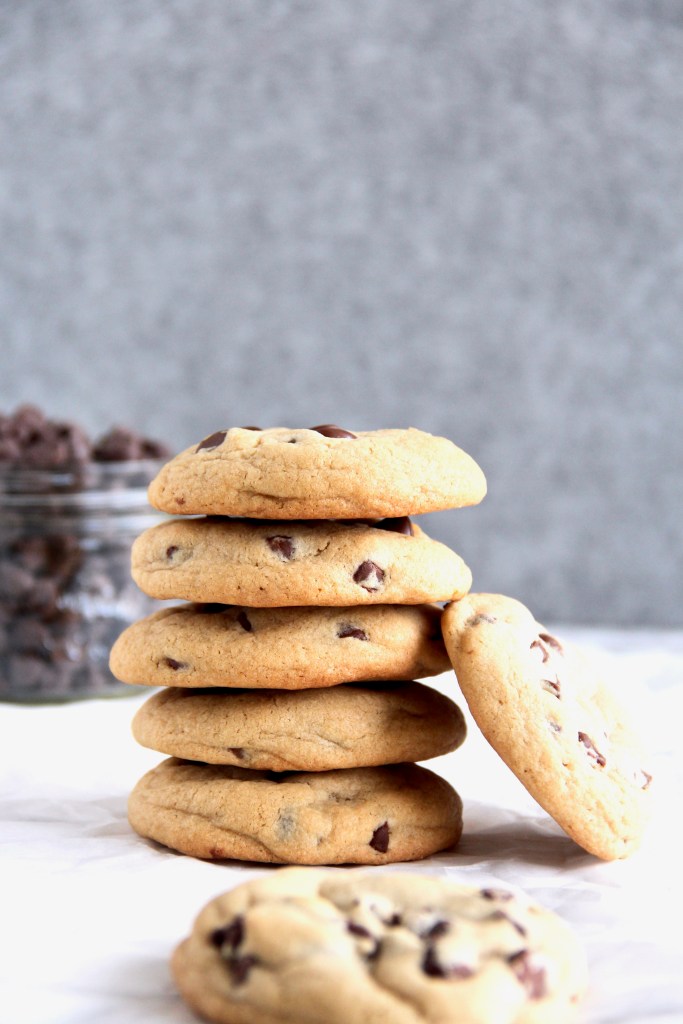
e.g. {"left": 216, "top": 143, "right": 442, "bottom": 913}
{"left": 578, "top": 731, "right": 606, "bottom": 767}
{"left": 309, "top": 424, "right": 357, "bottom": 439}
{"left": 211, "top": 916, "right": 244, "bottom": 950}
{"left": 337, "top": 623, "right": 369, "bottom": 641}
{"left": 488, "top": 910, "right": 527, "bottom": 936}
{"left": 266, "top": 535, "right": 295, "bottom": 560}
{"left": 422, "top": 947, "right": 473, "bottom": 980}
{"left": 230, "top": 955, "right": 259, "bottom": 986}
{"left": 162, "top": 657, "right": 187, "bottom": 671}
{"left": 373, "top": 516, "right": 414, "bottom": 536}
{"left": 353, "top": 560, "right": 385, "bottom": 591}
{"left": 541, "top": 675, "right": 561, "bottom": 699}
{"left": 236, "top": 611, "right": 253, "bottom": 633}
{"left": 370, "top": 821, "right": 390, "bottom": 853}
{"left": 507, "top": 949, "right": 547, "bottom": 999}
{"left": 539, "top": 632, "right": 563, "bottom": 654}
{"left": 466, "top": 612, "right": 497, "bottom": 626}
{"left": 196, "top": 430, "right": 228, "bottom": 453}
{"left": 423, "top": 919, "right": 450, "bottom": 940}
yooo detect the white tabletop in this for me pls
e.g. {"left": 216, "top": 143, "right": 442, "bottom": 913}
{"left": 2, "top": 627, "right": 682, "bottom": 1024}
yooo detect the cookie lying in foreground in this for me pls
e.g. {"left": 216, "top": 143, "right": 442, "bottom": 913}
{"left": 131, "top": 515, "right": 472, "bottom": 606}
{"left": 172, "top": 868, "right": 587, "bottom": 1024}
{"left": 110, "top": 602, "right": 450, "bottom": 689}
{"left": 128, "top": 759, "right": 462, "bottom": 864}
{"left": 442, "top": 593, "right": 653, "bottom": 860}
{"left": 131, "top": 680, "right": 466, "bottom": 771}
{"left": 147, "top": 425, "right": 487, "bottom": 518}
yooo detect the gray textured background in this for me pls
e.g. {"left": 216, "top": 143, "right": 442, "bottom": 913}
{"left": 1, "top": 0, "right": 681, "bottom": 625}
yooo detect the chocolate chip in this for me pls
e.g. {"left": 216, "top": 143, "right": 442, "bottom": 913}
{"left": 489, "top": 910, "right": 527, "bottom": 936}
{"left": 347, "top": 922, "right": 373, "bottom": 939}
{"left": 236, "top": 611, "right": 253, "bottom": 633}
{"left": 266, "top": 536, "right": 295, "bottom": 560}
{"left": 353, "top": 561, "right": 385, "bottom": 592}
{"left": 549, "top": 720, "right": 562, "bottom": 733}
{"left": 578, "top": 731, "right": 606, "bottom": 767}
{"left": 466, "top": 613, "right": 497, "bottom": 626}
{"left": 162, "top": 657, "right": 187, "bottom": 671}
{"left": 373, "top": 516, "right": 414, "bottom": 536}
{"left": 530, "top": 639, "right": 550, "bottom": 663}
{"left": 480, "top": 888, "right": 514, "bottom": 901}
{"left": 538, "top": 632, "right": 563, "bottom": 654}
{"left": 230, "top": 954, "right": 258, "bottom": 986}
{"left": 424, "top": 920, "right": 450, "bottom": 939}
{"left": 337, "top": 623, "right": 369, "bottom": 641}
{"left": 386, "top": 913, "right": 402, "bottom": 927}
{"left": 309, "top": 424, "right": 357, "bottom": 439}
{"left": 240, "top": 426, "right": 262, "bottom": 431}
{"left": 229, "top": 747, "right": 246, "bottom": 760}
{"left": 422, "top": 947, "right": 474, "bottom": 979}
{"left": 369, "top": 821, "right": 390, "bottom": 853}
{"left": 507, "top": 950, "right": 547, "bottom": 999}
{"left": 541, "top": 675, "right": 561, "bottom": 699}
{"left": 196, "top": 430, "right": 228, "bottom": 453}
{"left": 211, "top": 915, "right": 244, "bottom": 950}
{"left": 166, "top": 546, "right": 179, "bottom": 560}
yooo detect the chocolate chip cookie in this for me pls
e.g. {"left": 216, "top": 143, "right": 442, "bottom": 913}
{"left": 442, "top": 593, "right": 654, "bottom": 860}
{"left": 147, "top": 426, "right": 487, "bottom": 518}
{"left": 131, "top": 516, "right": 472, "bottom": 606}
{"left": 131, "top": 680, "right": 466, "bottom": 771}
{"left": 128, "top": 759, "right": 463, "bottom": 864}
{"left": 110, "top": 602, "right": 450, "bottom": 689}
{"left": 172, "top": 868, "right": 587, "bottom": 1024}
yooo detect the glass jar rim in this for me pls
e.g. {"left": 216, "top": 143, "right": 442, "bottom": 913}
{"left": 0, "top": 456, "right": 164, "bottom": 486}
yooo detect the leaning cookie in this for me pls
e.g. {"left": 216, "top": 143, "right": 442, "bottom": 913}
{"left": 147, "top": 425, "right": 487, "bottom": 518}
{"left": 131, "top": 681, "right": 466, "bottom": 771}
{"left": 128, "top": 759, "right": 462, "bottom": 865}
{"left": 131, "top": 516, "right": 472, "bottom": 606}
{"left": 172, "top": 868, "right": 588, "bottom": 1024}
{"left": 442, "top": 593, "right": 653, "bottom": 861}
{"left": 110, "top": 603, "right": 450, "bottom": 690}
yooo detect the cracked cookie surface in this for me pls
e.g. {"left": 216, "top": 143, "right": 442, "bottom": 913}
{"left": 110, "top": 602, "right": 450, "bottom": 689}
{"left": 131, "top": 516, "right": 472, "bottom": 606}
{"left": 128, "top": 759, "right": 462, "bottom": 864}
{"left": 442, "top": 593, "right": 653, "bottom": 860}
{"left": 131, "top": 680, "right": 466, "bottom": 771}
{"left": 147, "top": 426, "right": 487, "bottom": 518}
{"left": 172, "top": 867, "right": 587, "bottom": 1024}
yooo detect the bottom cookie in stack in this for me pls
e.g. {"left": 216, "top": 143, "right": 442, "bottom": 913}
{"left": 127, "top": 679, "right": 467, "bottom": 865}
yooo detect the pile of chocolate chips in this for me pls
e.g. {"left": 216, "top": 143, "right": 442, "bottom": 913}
{"left": 0, "top": 405, "right": 169, "bottom": 701}
{"left": 0, "top": 404, "right": 169, "bottom": 466}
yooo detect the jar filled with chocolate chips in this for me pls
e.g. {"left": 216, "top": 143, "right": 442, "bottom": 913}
{"left": 0, "top": 405, "right": 170, "bottom": 702}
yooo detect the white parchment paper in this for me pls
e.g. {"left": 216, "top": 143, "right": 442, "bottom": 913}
{"left": 1, "top": 628, "right": 681, "bottom": 1024}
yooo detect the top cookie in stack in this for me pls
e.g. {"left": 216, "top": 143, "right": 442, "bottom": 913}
{"left": 146, "top": 424, "right": 487, "bottom": 519}
{"left": 111, "top": 424, "right": 486, "bottom": 866}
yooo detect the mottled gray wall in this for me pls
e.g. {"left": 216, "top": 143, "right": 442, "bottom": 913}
{"left": 1, "top": 1, "right": 681, "bottom": 625}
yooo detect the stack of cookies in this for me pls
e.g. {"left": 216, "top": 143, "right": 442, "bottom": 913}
{"left": 110, "top": 425, "right": 488, "bottom": 866}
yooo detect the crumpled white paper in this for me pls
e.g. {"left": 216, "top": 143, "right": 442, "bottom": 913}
{"left": 1, "top": 627, "right": 681, "bottom": 1024}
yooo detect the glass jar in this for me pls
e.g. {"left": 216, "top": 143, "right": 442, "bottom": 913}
{"left": 0, "top": 460, "right": 165, "bottom": 702}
